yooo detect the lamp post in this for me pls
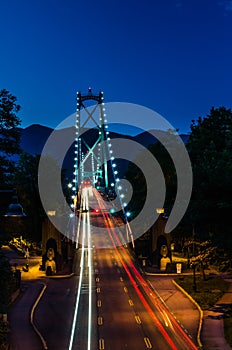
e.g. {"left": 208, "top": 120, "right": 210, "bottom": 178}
{"left": 192, "top": 260, "right": 197, "bottom": 291}
{"left": 3, "top": 195, "right": 26, "bottom": 241}
{"left": 4, "top": 195, "right": 26, "bottom": 218}
{"left": 192, "top": 224, "right": 197, "bottom": 292}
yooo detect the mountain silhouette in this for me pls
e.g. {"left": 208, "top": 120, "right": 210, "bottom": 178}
{"left": 20, "top": 124, "right": 189, "bottom": 155}
{"left": 20, "top": 124, "right": 189, "bottom": 179}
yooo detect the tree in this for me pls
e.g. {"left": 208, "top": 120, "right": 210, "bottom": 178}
{"left": 0, "top": 89, "right": 21, "bottom": 185}
{"left": 183, "top": 239, "right": 217, "bottom": 280}
{"left": 0, "top": 251, "right": 14, "bottom": 310}
{"left": 186, "top": 107, "right": 232, "bottom": 249}
{"left": 13, "top": 152, "right": 43, "bottom": 241}
{"left": 13, "top": 152, "right": 68, "bottom": 242}
{"left": 126, "top": 131, "right": 177, "bottom": 220}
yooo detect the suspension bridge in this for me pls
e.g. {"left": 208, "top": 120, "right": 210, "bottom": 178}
{"left": 70, "top": 87, "right": 130, "bottom": 220}
{"left": 66, "top": 89, "right": 199, "bottom": 350}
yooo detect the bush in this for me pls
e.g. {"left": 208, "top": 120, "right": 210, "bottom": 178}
{"left": 174, "top": 275, "right": 229, "bottom": 310}
{"left": 0, "top": 319, "right": 8, "bottom": 348}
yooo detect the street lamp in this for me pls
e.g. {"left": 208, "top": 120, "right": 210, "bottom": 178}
{"left": 3, "top": 195, "right": 26, "bottom": 241}
{"left": 192, "top": 261, "right": 197, "bottom": 291}
{"left": 5, "top": 195, "right": 26, "bottom": 217}
{"left": 192, "top": 224, "right": 197, "bottom": 291}
{"left": 156, "top": 208, "right": 164, "bottom": 214}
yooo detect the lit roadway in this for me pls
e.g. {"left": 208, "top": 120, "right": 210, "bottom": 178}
{"left": 68, "top": 186, "right": 199, "bottom": 350}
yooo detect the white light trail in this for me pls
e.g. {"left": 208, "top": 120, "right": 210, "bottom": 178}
{"left": 68, "top": 209, "right": 86, "bottom": 350}
{"left": 68, "top": 187, "right": 93, "bottom": 350}
{"left": 75, "top": 192, "right": 83, "bottom": 248}
{"left": 86, "top": 193, "right": 92, "bottom": 350}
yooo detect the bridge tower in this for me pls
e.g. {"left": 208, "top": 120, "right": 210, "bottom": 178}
{"left": 73, "top": 88, "right": 110, "bottom": 191}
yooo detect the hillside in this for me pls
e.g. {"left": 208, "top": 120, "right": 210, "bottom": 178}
{"left": 19, "top": 124, "right": 189, "bottom": 178}
{"left": 20, "top": 124, "right": 189, "bottom": 155}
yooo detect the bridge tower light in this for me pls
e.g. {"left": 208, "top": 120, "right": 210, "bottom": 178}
{"left": 73, "top": 88, "right": 110, "bottom": 191}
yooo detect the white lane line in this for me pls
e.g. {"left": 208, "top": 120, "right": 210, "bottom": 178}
{"left": 86, "top": 193, "right": 92, "bottom": 350}
{"left": 68, "top": 210, "right": 86, "bottom": 350}
{"left": 75, "top": 193, "right": 82, "bottom": 248}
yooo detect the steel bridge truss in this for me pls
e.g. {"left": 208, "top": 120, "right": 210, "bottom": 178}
{"left": 73, "top": 88, "right": 110, "bottom": 191}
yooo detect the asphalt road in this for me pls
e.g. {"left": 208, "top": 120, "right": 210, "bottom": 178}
{"left": 8, "top": 282, "right": 44, "bottom": 350}
{"left": 83, "top": 187, "right": 199, "bottom": 350}
{"left": 34, "top": 277, "right": 77, "bottom": 350}
{"left": 147, "top": 275, "right": 199, "bottom": 343}
{"left": 6, "top": 186, "right": 200, "bottom": 350}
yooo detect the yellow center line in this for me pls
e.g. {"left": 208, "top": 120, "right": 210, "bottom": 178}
{"left": 135, "top": 315, "right": 142, "bottom": 324}
{"left": 144, "top": 337, "right": 152, "bottom": 349}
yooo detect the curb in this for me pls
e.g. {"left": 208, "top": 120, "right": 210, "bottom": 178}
{"left": 10, "top": 289, "right": 20, "bottom": 304}
{"left": 172, "top": 279, "right": 203, "bottom": 349}
{"left": 145, "top": 270, "right": 199, "bottom": 277}
{"left": 30, "top": 283, "right": 48, "bottom": 350}
{"left": 45, "top": 272, "right": 74, "bottom": 279}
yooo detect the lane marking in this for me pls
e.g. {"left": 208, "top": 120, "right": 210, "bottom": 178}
{"left": 144, "top": 337, "right": 152, "bottom": 349}
{"left": 99, "top": 338, "right": 105, "bottom": 350}
{"left": 135, "top": 315, "right": 142, "bottom": 325}
{"left": 96, "top": 277, "right": 100, "bottom": 282}
{"left": 97, "top": 300, "right": 102, "bottom": 307}
{"left": 86, "top": 196, "right": 92, "bottom": 350}
{"left": 128, "top": 299, "right": 134, "bottom": 306}
{"left": 98, "top": 316, "right": 103, "bottom": 325}
{"left": 124, "top": 287, "right": 128, "bottom": 293}
{"left": 68, "top": 210, "right": 86, "bottom": 350}
{"left": 96, "top": 287, "right": 101, "bottom": 293}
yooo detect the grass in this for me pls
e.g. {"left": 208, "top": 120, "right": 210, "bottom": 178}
{"left": 174, "top": 275, "right": 228, "bottom": 309}
{"left": 0, "top": 319, "right": 8, "bottom": 349}
{"left": 174, "top": 274, "right": 232, "bottom": 347}
{"left": 224, "top": 305, "right": 232, "bottom": 347}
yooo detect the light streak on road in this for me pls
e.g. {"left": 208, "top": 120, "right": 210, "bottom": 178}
{"left": 69, "top": 187, "right": 199, "bottom": 350}
{"left": 68, "top": 187, "right": 93, "bottom": 350}
{"left": 75, "top": 191, "right": 83, "bottom": 248}
{"left": 68, "top": 211, "right": 86, "bottom": 350}
{"left": 86, "top": 192, "right": 93, "bottom": 350}
{"left": 99, "top": 210, "right": 178, "bottom": 349}
{"left": 96, "top": 191, "right": 199, "bottom": 350}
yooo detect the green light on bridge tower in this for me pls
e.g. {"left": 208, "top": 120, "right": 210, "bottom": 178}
{"left": 73, "top": 88, "right": 110, "bottom": 191}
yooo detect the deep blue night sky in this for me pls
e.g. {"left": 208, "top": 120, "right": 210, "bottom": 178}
{"left": 0, "top": 0, "right": 231, "bottom": 134}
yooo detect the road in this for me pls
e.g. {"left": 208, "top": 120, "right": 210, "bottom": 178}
{"left": 67, "top": 186, "right": 199, "bottom": 350}
{"left": 147, "top": 275, "right": 199, "bottom": 343}
{"left": 6, "top": 185, "right": 200, "bottom": 350}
